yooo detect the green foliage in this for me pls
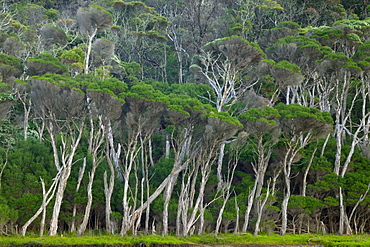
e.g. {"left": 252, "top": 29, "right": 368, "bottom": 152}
{"left": 309, "top": 26, "right": 344, "bottom": 40}
{"left": 240, "top": 106, "right": 280, "bottom": 125}
{"left": 203, "top": 111, "right": 242, "bottom": 127}
{"left": 27, "top": 53, "right": 69, "bottom": 75}
{"left": 0, "top": 52, "right": 23, "bottom": 70}
{"left": 0, "top": 93, "right": 13, "bottom": 102}
{"left": 45, "top": 8, "right": 59, "bottom": 21}
{"left": 0, "top": 120, "right": 17, "bottom": 148}
{"left": 278, "top": 21, "right": 300, "bottom": 30}
{"left": 0, "top": 197, "right": 18, "bottom": 226}
{"left": 60, "top": 47, "right": 86, "bottom": 63}
{"left": 272, "top": 60, "right": 301, "bottom": 72}
{"left": 288, "top": 195, "right": 322, "bottom": 213}
{"left": 205, "top": 35, "right": 266, "bottom": 58}
{"left": 118, "top": 61, "right": 141, "bottom": 84}
{"left": 333, "top": 18, "right": 370, "bottom": 31}
{"left": 275, "top": 103, "right": 333, "bottom": 124}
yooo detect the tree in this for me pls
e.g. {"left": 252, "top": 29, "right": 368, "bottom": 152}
{"left": 86, "top": 90, "right": 123, "bottom": 235}
{"left": 39, "top": 24, "right": 67, "bottom": 53}
{"left": 275, "top": 103, "right": 332, "bottom": 235}
{"left": 77, "top": 5, "right": 113, "bottom": 74}
{"left": 28, "top": 79, "right": 87, "bottom": 236}
{"left": 117, "top": 97, "right": 167, "bottom": 236}
{"left": 239, "top": 106, "right": 280, "bottom": 234}
{"left": 191, "top": 35, "right": 265, "bottom": 191}
{"left": 109, "top": 1, "right": 169, "bottom": 81}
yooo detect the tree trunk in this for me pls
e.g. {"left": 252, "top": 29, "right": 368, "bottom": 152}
{"left": 302, "top": 146, "right": 317, "bottom": 196}
{"left": 254, "top": 180, "right": 270, "bottom": 236}
{"left": 21, "top": 175, "right": 59, "bottom": 236}
{"left": 49, "top": 122, "right": 85, "bottom": 236}
{"left": 71, "top": 158, "right": 86, "bottom": 232}
{"left": 162, "top": 174, "right": 178, "bottom": 236}
{"left": 242, "top": 174, "right": 258, "bottom": 232}
{"left": 105, "top": 121, "right": 120, "bottom": 234}
{"left": 84, "top": 28, "right": 97, "bottom": 74}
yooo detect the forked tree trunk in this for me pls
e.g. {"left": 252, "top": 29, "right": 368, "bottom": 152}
{"left": 21, "top": 175, "right": 59, "bottom": 236}
{"left": 49, "top": 122, "right": 85, "bottom": 236}
{"left": 78, "top": 116, "right": 105, "bottom": 237}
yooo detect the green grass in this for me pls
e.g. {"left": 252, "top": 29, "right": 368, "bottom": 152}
{"left": 0, "top": 233, "right": 370, "bottom": 246}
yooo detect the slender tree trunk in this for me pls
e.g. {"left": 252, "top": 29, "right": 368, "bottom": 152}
{"left": 234, "top": 195, "right": 240, "bottom": 233}
{"left": 84, "top": 28, "right": 97, "bottom": 74}
{"left": 302, "top": 146, "right": 317, "bottom": 196}
{"left": 163, "top": 175, "right": 178, "bottom": 236}
{"left": 242, "top": 174, "right": 258, "bottom": 232}
{"left": 78, "top": 116, "right": 105, "bottom": 237}
{"left": 21, "top": 175, "right": 59, "bottom": 236}
{"left": 49, "top": 122, "right": 85, "bottom": 236}
{"left": 71, "top": 158, "right": 86, "bottom": 232}
{"left": 254, "top": 180, "right": 271, "bottom": 236}
{"left": 105, "top": 121, "right": 119, "bottom": 234}
{"left": 77, "top": 167, "right": 97, "bottom": 236}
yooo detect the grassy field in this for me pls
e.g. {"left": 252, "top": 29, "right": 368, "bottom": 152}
{"left": 0, "top": 233, "right": 369, "bottom": 246}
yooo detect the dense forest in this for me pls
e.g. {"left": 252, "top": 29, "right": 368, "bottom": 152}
{"left": 0, "top": 0, "right": 370, "bottom": 238}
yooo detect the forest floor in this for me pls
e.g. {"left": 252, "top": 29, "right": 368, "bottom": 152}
{"left": 0, "top": 233, "right": 369, "bottom": 247}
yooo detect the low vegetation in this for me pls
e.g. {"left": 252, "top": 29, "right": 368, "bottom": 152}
{"left": 1, "top": 233, "right": 370, "bottom": 247}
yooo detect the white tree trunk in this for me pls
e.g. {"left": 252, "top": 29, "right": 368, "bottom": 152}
{"left": 21, "top": 175, "right": 59, "bottom": 236}
{"left": 49, "top": 122, "right": 85, "bottom": 236}
{"left": 71, "top": 158, "right": 86, "bottom": 232}
{"left": 84, "top": 28, "right": 97, "bottom": 74}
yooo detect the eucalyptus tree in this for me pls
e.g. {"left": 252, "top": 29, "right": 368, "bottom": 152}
{"left": 232, "top": 0, "right": 284, "bottom": 42}
{"left": 109, "top": 1, "right": 169, "bottom": 80}
{"left": 28, "top": 79, "right": 87, "bottom": 236}
{"left": 239, "top": 106, "right": 281, "bottom": 234}
{"left": 266, "top": 35, "right": 332, "bottom": 107}
{"left": 316, "top": 51, "right": 365, "bottom": 234}
{"left": 77, "top": 90, "right": 123, "bottom": 237}
{"left": 117, "top": 96, "right": 167, "bottom": 236}
{"left": 77, "top": 5, "right": 113, "bottom": 74}
{"left": 275, "top": 103, "right": 332, "bottom": 235}
{"left": 176, "top": 114, "right": 241, "bottom": 237}
{"left": 191, "top": 35, "right": 265, "bottom": 191}
{"left": 191, "top": 36, "right": 265, "bottom": 113}
{"left": 86, "top": 90, "right": 124, "bottom": 234}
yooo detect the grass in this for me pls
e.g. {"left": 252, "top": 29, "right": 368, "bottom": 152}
{"left": 0, "top": 233, "right": 370, "bottom": 246}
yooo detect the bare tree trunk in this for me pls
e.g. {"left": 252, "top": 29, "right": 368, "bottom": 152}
{"left": 242, "top": 173, "right": 258, "bottom": 233}
{"left": 210, "top": 143, "right": 240, "bottom": 237}
{"left": 49, "top": 122, "right": 85, "bottom": 236}
{"left": 254, "top": 179, "right": 271, "bottom": 236}
{"left": 216, "top": 142, "right": 225, "bottom": 188}
{"left": 71, "top": 158, "right": 86, "bottom": 232}
{"left": 280, "top": 163, "right": 291, "bottom": 235}
{"left": 127, "top": 128, "right": 199, "bottom": 233}
{"left": 84, "top": 28, "right": 97, "bottom": 74}
{"left": 16, "top": 91, "right": 31, "bottom": 140}
{"left": 105, "top": 121, "right": 120, "bottom": 234}
{"left": 78, "top": 116, "right": 105, "bottom": 237}
{"left": 165, "top": 133, "right": 170, "bottom": 159}
{"left": 21, "top": 174, "right": 59, "bottom": 236}
{"left": 280, "top": 132, "right": 311, "bottom": 235}
{"left": 214, "top": 185, "right": 232, "bottom": 238}
{"left": 0, "top": 147, "right": 9, "bottom": 190}
{"left": 234, "top": 195, "right": 240, "bottom": 233}
{"left": 302, "top": 145, "right": 317, "bottom": 196}
{"left": 162, "top": 174, "right": 178, "bottom": 236}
